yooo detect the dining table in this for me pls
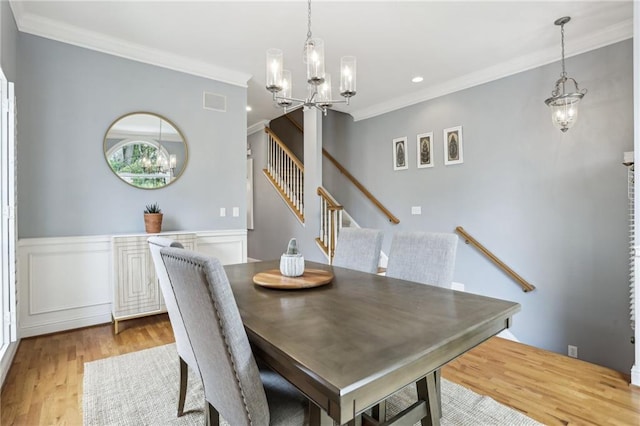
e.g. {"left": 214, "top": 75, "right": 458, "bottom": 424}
{"left": 224, "top": 260, "right": 521, "bottom": 426}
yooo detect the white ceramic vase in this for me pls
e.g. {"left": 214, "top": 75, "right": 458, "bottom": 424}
{"left": 280, "top": 254, "right": 305, "bottom": 277}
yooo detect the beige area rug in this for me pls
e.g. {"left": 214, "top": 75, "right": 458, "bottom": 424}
{"left": 83, "top": 344, "right": 542, "bottom": 426}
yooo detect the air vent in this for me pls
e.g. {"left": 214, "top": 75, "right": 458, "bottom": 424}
{"left": 203, "top": 92, "right": 227, "bottom": 112}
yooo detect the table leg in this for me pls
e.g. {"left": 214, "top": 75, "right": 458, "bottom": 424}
{"left": 309, "top": 402, "right": 336, "bottom": 426}
{"left": 309, "top": 402, "right": 362, "bottom": 426}
{"left": 416, "top": 370, "right": 441, "bottom": 426}
{"left": 371, "top": 402, "right": 386, "bottom": 422}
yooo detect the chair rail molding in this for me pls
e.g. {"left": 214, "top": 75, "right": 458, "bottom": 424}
{"left": 17, "top": 229, "right": 247, "bottom": 337}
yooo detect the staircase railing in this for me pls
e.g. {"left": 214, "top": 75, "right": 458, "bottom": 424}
{"left": 264, "top": 127, "right": 304, "bottom": 223}
{"left": 316, "top": 187, "right": 343, "bottom": 259}
{"left": 284, "top": 112, "right": 400, "bottom": 224}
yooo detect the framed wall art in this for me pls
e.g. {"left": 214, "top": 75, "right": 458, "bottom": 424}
{"left": 443, "top": 126, "right": 463, "bottom": 165}
{"left": 392, "top": 137, "right": 408, "bottom": 171}
{"left": 416, "top": 132, "right": 434, "bottom": 168}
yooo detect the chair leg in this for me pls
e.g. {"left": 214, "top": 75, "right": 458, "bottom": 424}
{"left": 205, "top": 402, "right": 220, "bottom": 426}
{"left": 178, "top": 356, "right": 188, "bottom": 417}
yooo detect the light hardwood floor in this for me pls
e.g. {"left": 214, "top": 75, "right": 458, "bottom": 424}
{"left": 1, "top": 315, "right": 639, "bottom": 425}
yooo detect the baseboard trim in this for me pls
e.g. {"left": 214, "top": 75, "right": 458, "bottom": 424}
{"left": 631, "top": 364, "right": 640, "bottom": 386}
{"left": 19, "top": 312, "right": 112, "bottom": 338}
{"left": 0, "top": 340, "right": 20, "bottom": 389}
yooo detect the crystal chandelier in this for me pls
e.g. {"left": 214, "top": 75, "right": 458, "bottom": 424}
{"left": 265, "top": 0, "right": 356, "bottom": 115}
{"left": 544, "top": 16, "right": 587, "bottom": 133}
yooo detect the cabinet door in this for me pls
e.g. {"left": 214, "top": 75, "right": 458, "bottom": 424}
{"left": 113, "top": 236, "right": 161, "bottom": 318}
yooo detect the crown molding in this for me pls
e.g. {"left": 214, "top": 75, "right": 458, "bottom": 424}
{"left": 12, "top": 10, "right": 251, "bottom": 88}
{"left": 247, "top": 120, "right": 269, "bottom": 136}
{"left": 351, "top": 18, "right": 633, "bottom": 122}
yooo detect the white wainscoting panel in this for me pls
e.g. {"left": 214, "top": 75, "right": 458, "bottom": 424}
{"left": 18, "top": 235, "right": 112, "bottom": 337}
{"left": 17, "top": 229, "right": 247, "bottom": 337}
{"left": 196, "top": 230, "right": 247, "bottom": 265}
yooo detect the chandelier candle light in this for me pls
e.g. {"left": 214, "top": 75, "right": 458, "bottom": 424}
{"left": 544, "top": 16, "right": 587, "bottom": 132}
{"left": 265, "top": 0, "right": 356, "bottom": 115}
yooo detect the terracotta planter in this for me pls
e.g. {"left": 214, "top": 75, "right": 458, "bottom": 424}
{"left": 144, "top": 213, "right": 163, "bottom": 234}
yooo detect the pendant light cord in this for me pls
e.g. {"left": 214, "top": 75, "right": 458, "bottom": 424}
{"left": 306, "top": 0, "right": 312, "bottom": 43}
{"left": 560, "top": 22, "right": 567, "bottom": 78}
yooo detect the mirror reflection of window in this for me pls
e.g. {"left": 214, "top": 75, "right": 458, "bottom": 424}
{"left": 104, "top": 113, "right": 187, "bottom": 189}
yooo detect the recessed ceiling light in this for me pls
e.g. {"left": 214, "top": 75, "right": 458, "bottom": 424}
{"left": 246, "top": 106, "right": 252, "bottom": 112}
{"left": 412, "top": 76, "right": 424, "bottom": 83}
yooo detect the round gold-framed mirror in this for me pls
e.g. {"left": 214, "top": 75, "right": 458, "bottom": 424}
{"left": 104, "top": 112, "right": 188, "bottom": 189}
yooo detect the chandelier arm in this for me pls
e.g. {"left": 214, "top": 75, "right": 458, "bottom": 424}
{"left": 274, "top": 94, "right": 309, "bottom": 104}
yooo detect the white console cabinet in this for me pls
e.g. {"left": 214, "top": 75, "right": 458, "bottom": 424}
{"left": 112, "top": 233, "right": 196, "bottom": 333}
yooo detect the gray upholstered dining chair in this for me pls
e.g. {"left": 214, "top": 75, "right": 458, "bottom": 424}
{"left": 385, "top": 231, "right": 458, "bottom": 287}
{"left": 148, "top": 237, "right": 198, "bottom": 417}
{"left": 160, "top": 247, "right": 308, "bottom": 426}
{"left": 331, "top": 227, "right": 383, "bottom": 274}
{"left": 381, "top": 231, "right": 458, "bottom": 421}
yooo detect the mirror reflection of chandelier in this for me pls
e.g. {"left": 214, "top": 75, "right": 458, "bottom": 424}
{"left": 265, "top": 0, "right": 356, "bottom": 115}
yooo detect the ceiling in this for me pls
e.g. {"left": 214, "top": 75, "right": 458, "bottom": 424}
{"left": 9, "top": 1, "right": 633, "bottom": 129}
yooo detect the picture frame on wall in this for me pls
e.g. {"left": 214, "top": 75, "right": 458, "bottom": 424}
{"left": 392, "top": 137, "right": 408, "bottom": 171}
{"left": 443, "top": 126, "right": 463, "bottom": 165}
{"left": 416, "top": 132, "right": 434, "bottom": 168}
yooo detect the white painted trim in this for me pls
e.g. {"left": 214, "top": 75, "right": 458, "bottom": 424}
{"left": 0, "top": 339, "right": 19, "bottom": 388}
{"left": 17, "top": 230, "right": 248, "bottom": 337}
{"left": 13, "top": 13, "right": 251, "bottom": 88}
{"left": 247, "top": 120, "right": 269, "bottom": 136}
{"left": 351, "top": 19, "right": 633, "bottom": 122}
{"left": 262, "top": 171, "right": 305, "bottom": 227}
{"left": 497, "top": 330, "right": 520, "bottom": 343}
{"left": 633, "top": 0, "right": 640, "bottom": 387}
{"left": 20, "top": 312, "right": 112, "bottom": 338}
{"left": 196, "top": 229, "right": 247, "bottom": 238}
{"left": 632, "top": 364, "right": 640, "bottom": 387}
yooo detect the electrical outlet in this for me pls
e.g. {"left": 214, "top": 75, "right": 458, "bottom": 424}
{"left": 411, "top": 206, "right": 422, "bottom": 215}
{"left": 568, "top": 345, "right": 578, "bottom": 358}
{"left": 232, "top": 207, "right": 240, "bottom": 217}
{"left": 219, "top": 207, "right": 226, "bottom": 217}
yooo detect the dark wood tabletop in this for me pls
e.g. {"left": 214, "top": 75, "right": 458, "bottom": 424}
{"left": 224, "top": 260, "right": 521, "bottom": 425}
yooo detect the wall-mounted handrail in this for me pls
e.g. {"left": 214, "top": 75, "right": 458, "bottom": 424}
{"left": 323, "top": 149, "right": 400, "bottom": 224}
{"left": 455, "top": 226, "right": 535, "bottom": 293}
{"left": 284, "top": 113, "right": 304, "bottom": 133}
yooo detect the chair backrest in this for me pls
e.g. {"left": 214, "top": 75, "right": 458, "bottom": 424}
{"left": 148, "top": 237, "right": 198, "bottom": 371}
{"left": 386, "top": 231, "right": 458, "bottom": 287}
{"left": 161, "top": 247, "right": 270, "bottom": 426}
{"left": 332, "top": 227, "right": 383, "bottom": 274}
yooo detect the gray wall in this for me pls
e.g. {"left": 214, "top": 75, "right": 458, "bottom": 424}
{"left": 17, "top": 34, "right": 247, "bottom": 238}
{"left": 249, "top": 40, "right": 633, "bottom": 372}
{"left": 1, "top": 0, "right": 17, "bottom": 81}
{"left": 321, "top": 40, "right": 633, "bottom": 373}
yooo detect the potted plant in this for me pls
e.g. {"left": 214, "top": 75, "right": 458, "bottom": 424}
{"left": 144, "top": 203, "right": 163, "bottom": 234}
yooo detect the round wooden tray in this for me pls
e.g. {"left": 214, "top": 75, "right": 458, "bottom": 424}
{"left": 253, "top": 269, "right": 333, "bottom": 290}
